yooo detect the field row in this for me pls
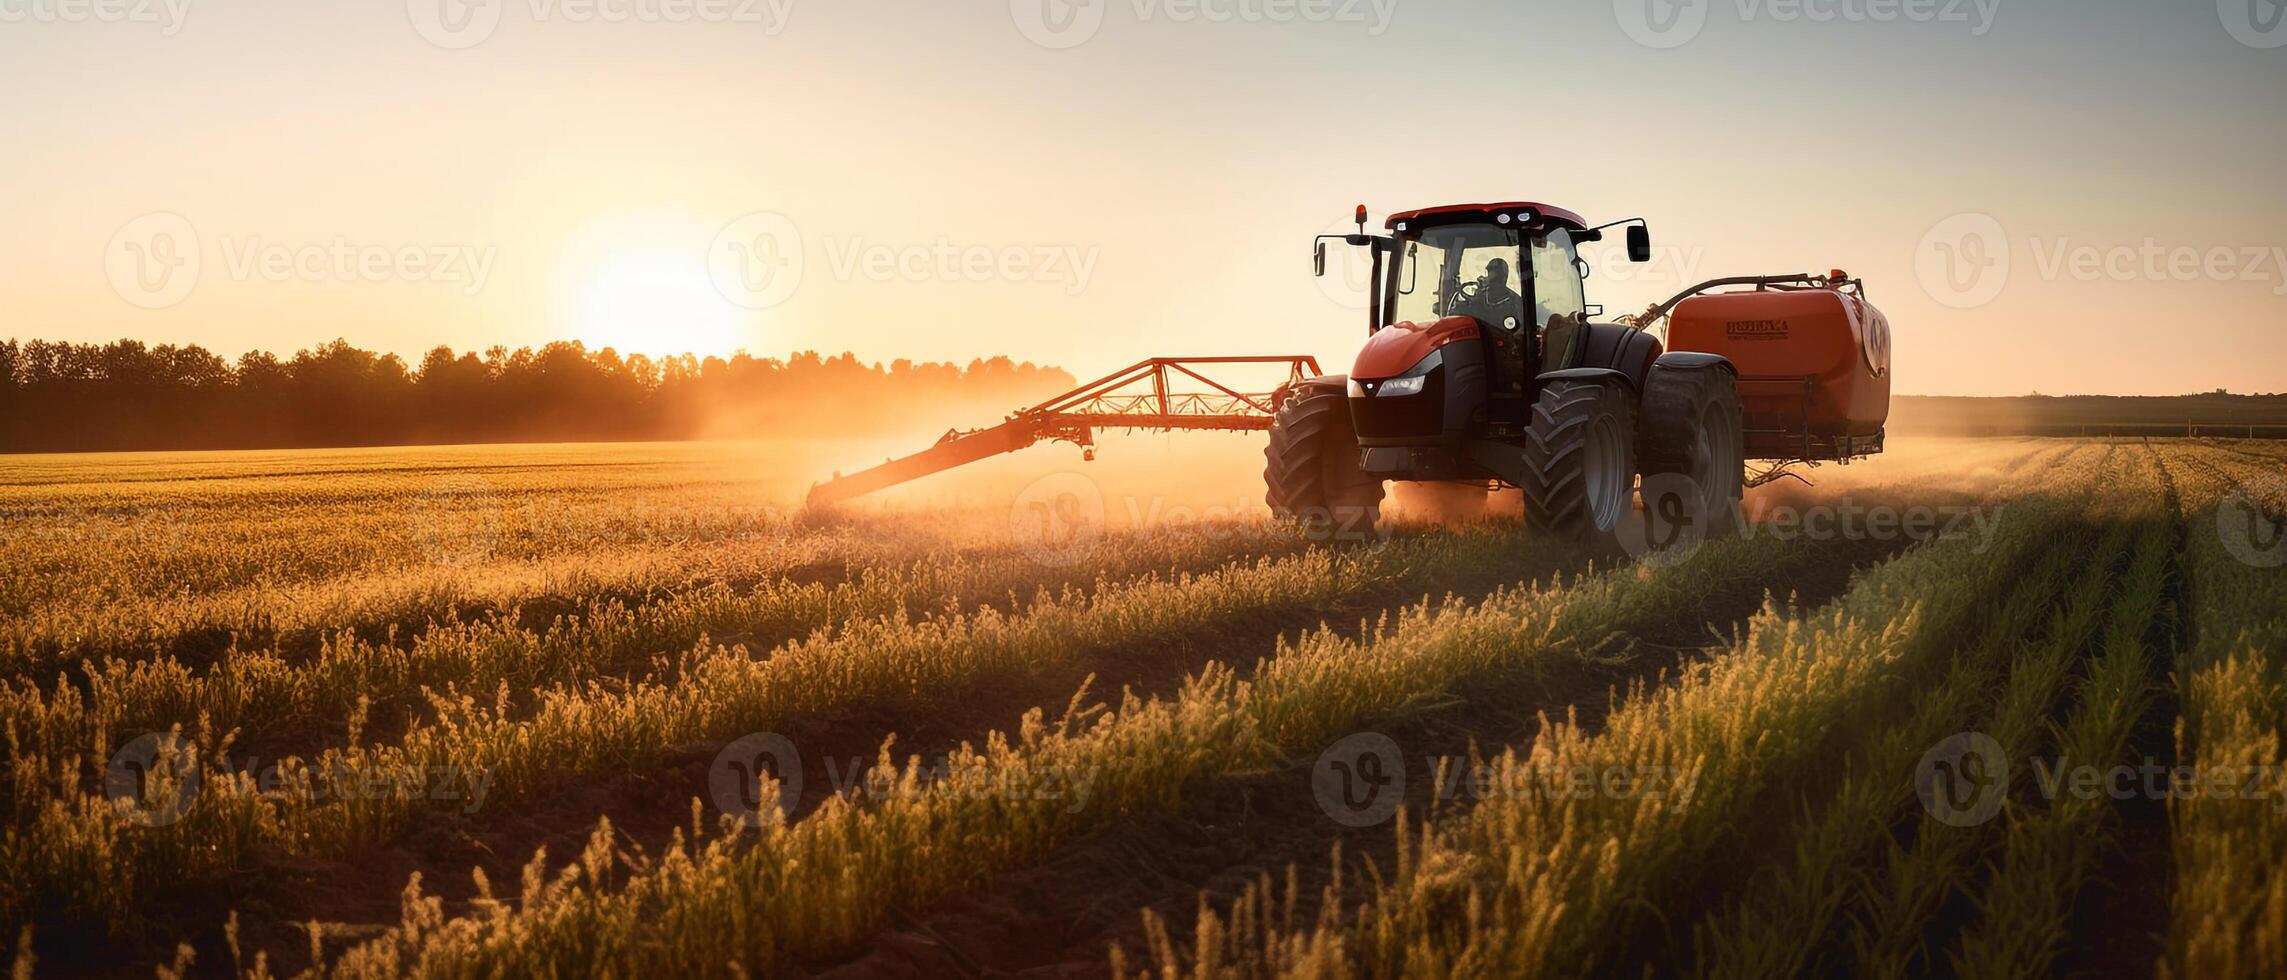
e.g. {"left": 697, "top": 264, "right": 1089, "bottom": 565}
{"left": 7, "top": 437, "right": 2279, "bottom": 977}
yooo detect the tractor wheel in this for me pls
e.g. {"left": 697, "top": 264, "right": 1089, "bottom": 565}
{"left": 1520, "top": 379, "right": 1638, "bottom": 540}
{"left": 1264, "top": 382, "right": 1384, "bottom": 538}
{"left": 1637, "top": 363, "right": 1744, "bottom": 538}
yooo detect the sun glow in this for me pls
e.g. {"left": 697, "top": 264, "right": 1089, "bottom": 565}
{"left": 578, "top": 254, "right": 740, "bottom": 357}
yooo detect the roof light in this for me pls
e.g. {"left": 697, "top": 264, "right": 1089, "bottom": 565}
{"left": 1496, "top": 213, "right": 1511, "bottom": 224}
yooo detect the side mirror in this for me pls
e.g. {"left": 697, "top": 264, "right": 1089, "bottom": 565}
{"left": 1313, "top": 241, "right": 1327, "bottom": 277}
{"left": 1575, "top": 257, "right": 1592, "bottom": 280}
{"left": 1626, "top": 225, "right": 1652, "bottom": 263}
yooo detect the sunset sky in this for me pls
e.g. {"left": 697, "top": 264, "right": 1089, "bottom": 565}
{"left": 3, "top": 0, "right": 2282, "bottom": 396}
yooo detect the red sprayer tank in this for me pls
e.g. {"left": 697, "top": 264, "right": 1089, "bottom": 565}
{"left": 1666, "top": 284, "right": 1891, "bottom": 458}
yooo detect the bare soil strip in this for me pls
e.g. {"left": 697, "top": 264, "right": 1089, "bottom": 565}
{"left": 2048, "top": 445, "right": 2188, "bottom": 975}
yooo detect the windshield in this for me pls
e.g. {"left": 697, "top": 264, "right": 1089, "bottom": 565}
{"left": 1388, "top": 224, "right": 1523, "bottom": 329}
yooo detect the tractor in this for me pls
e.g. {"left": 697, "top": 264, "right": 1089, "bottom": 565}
{"left": 805, "top": 202, "right": 1890, "bottom": 537}
{"left": 1273, "top": 202, "right": 1891, "bottom": 542}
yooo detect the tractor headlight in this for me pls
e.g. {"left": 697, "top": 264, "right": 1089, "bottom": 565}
{"left": 1378, "top": 374, "right": 1426, "bottom": 397}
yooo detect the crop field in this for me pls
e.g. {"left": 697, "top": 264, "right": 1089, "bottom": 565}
{"left": 2, "top": 436, "right": 2283, "bottom": 977}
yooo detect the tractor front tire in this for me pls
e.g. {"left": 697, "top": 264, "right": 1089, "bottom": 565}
{"left": 1638, "top": 363, "right": 1744, "bottom": 538}
{"left": 1264, "top": 383, "right": 1384, "bottom": 538}
{"left": 1520, "top": 379, "right": 1638, "bottom": 541}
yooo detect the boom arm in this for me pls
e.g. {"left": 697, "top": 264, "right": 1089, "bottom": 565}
{"left": 805, "top": 355, "right": 1322, "bottom": 506}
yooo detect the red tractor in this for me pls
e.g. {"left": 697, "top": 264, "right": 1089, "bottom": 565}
{"left": 806, "top": 202, "right": 1889, "bottom": 541}
{"left": 1276, "top": 202, "right": 1891, "bottom": 542}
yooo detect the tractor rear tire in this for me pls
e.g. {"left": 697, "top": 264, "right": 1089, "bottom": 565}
{"left": 1637, "top": 363, "right": 1744, "bottom": 538}
{"left": 1264, "top": 383, "right": 1384, "bottom": 538}
{"left": 1520, "top": 379, "right": 1638, "bottom": 540}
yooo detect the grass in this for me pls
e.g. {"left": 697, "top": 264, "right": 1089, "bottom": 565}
{"left": 0, "top": 437, "right": 2277, "bottom": 976}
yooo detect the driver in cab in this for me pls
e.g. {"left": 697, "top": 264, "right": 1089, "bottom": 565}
{"left": 1447, "top": 257, "right": 1523, "bottom": 326}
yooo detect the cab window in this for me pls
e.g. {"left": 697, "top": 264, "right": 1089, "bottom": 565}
{"left": 1529, "top": 228, "right": 1585, "bottom": 327}
{"left": 1388, "top": 224, "right": 1523, "bottom": 330}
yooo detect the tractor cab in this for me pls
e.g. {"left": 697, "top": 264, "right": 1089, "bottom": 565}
{"left": 1315, "top": 202, "right": 1651, "bottom": 432}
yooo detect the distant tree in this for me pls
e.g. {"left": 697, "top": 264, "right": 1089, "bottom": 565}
{"left": 0, "top": 336, "right": 1074, "bottom": 453}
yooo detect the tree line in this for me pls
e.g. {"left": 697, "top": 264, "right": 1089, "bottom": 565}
{"left": 0, "top": 339, "right": 1075, "bottom": 453}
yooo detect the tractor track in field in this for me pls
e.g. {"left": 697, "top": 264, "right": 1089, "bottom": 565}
{"left": 202, "top": 534, "right": 1598, "bottom": 976}
{"left": 2052, "top": 444, "right": 2191, "bottom": 977}
{"left": 808, "top": 533, "right": 1917, "bottom": 979}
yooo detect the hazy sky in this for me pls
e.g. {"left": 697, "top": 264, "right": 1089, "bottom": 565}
{"left": 3, "top": 0, "right": 2282, "bottom": 395}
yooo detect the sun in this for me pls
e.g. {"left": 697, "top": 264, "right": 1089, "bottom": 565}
{"left": 578, "top": 254, "right": 740, "bottom": 357}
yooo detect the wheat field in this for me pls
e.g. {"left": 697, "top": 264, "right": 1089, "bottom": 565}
{"left": 2, "top": 436, "right": 2282, "bottom": 977}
